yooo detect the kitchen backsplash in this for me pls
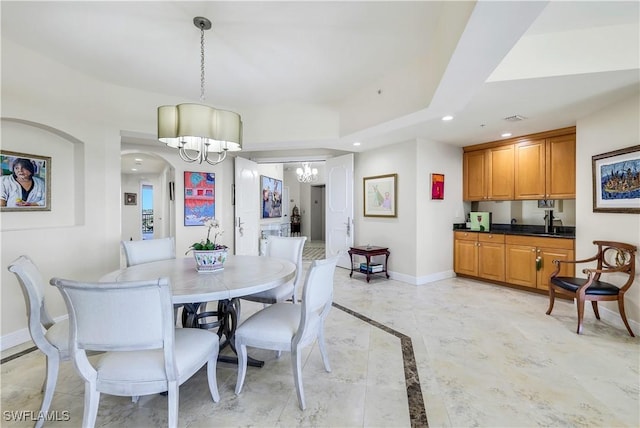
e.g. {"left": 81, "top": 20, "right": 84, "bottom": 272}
{"left": 465, "top": 199, "right": 576, "bottom": 227}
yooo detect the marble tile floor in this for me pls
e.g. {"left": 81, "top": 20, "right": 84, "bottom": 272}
{"left": 2, "top": 265, "right": 639, "bottom": 427}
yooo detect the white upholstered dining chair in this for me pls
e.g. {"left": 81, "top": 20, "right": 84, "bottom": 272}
{"left": 121, "top": 237, "right": 190, "bottom": 325}
{"left": 121, "top": 237, "right": 176, "bottom": 267}
{"left": 8, "top": 255, "right": 70, "bottom": 428}
{"left": 242, "top": 236, "right": 307, "bottom": 304}
{"left": 234, "top": 255, "right": 339, "bottom": 410}
{"left": 49, "top": 276, "right": 220, "bottom": 428}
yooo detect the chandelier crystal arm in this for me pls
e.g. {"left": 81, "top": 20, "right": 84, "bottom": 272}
{"left": 296, "top": 162, "right": 319, "bottom": 183}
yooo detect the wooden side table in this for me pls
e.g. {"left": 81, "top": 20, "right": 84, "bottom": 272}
{"left": 348, "top": 246, "right": 390, "bottom": 283}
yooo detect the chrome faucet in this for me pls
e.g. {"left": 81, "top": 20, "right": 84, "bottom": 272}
{"left": 544, "top": 209, "right": 554, "bottom": 234}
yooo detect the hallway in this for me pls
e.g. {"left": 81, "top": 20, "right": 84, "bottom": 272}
{"left": 302, "top": 240, "right": 325, "bottom": 261}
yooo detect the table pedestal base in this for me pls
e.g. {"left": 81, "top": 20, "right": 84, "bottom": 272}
{"left": 181, "top": 299, "right": 264, "bottom": 367}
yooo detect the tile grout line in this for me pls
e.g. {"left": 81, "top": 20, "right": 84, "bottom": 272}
{"left": 1, "top": 346, "right": 38, "bottom": 364}
{"left": 332, "top": 302, "right": 428, "bottom": 428}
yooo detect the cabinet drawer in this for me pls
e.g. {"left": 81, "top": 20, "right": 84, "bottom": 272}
{"left": 478, "top": 233, "right": 505, "bottom": 244}
{"left": 454, "top": 231, "right": 478, "bottom": 241}
{"left": 505, "top": 235, "right": 574, "bottom": 250}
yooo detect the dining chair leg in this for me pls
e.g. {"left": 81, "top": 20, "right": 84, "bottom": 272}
{"left": 207, "top": 355, "right": 220, "bottom": 402}
{"left": 83, "top": 382, "right": 100, "bottom": 428}
{"left": 38, "top": 354, "right": 59, "bottom": 428}
{"left": 168, "top": 382, "right": 178, "bottom": 428}
{"left": 317, "top": 325, "right": 331, "bottom": 372}
{"left": 591, "top": 301, "right": 600, "bottom": 319}
{"left": 292, "top": 346, "right": 306, "bottom": 410}
{"left": 235, "top": 342, "right": 248, "bottom": 394}
{"left": 618, "top": 297, "right": 635, "bottom": 337}
{"left": 545, "top": 287, "right": 556, "bottom": 315}
{"left": 576, "top": 297, "right": 585, "bottom": 335}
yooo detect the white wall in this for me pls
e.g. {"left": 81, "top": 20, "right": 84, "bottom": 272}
{"left": 415, "top": 139, "right": 465, "bottom": 283}
{"left": 354, "top": 139, "right": 463, "bottom": 284}
{"left": 575, "top": 91, "right": 640, "bottom": 326}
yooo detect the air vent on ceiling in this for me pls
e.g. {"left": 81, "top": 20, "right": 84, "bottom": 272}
{"left": 503, "top": 114, "right": 526, "bottom": 122}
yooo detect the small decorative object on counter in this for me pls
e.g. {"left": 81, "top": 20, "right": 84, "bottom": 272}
{"left": 186, "top": 217, "right": 227, "bottom": 272}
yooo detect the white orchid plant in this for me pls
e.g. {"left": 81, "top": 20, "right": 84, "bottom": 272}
{"left": 186, "top": 217, "right": 226, "bottom": 253}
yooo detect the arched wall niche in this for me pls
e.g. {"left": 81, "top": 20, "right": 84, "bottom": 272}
{"left": 1, "top": 117, "right": 85, "bottom": 230}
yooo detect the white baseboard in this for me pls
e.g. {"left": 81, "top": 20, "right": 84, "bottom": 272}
{"left": 1, "top": 314, "right": 68, "bottom": 352}
{"left": 1, "top": 328, "right": 32, "bottom": 352}
{"left": 387, "top": 269, "right": 455, "bottom": 286}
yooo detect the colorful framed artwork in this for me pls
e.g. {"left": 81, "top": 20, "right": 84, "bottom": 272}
{"left": 0, "top": 150, "right": 51, "bottom": 211}
{"left": 261, "top": 175, "right": 283, "bottom": 219}
{"left": 592, "top": 145, "right": 640, "bottom": 213}
{"left": 184, "top": 171, "right": 215, "bottom": 226}
{"left": 363, "top": 173, "right": 397, "bottom": 217}
{"left": 431, "top": 173, "right": 445, "bottom": 200}
{"left": 124, "top": 192, "right": 137, "bottom": 205}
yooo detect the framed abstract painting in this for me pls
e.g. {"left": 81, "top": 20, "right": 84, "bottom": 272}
{"left": 431, "top": 173, "right": 444, "bottom": 200}
{"left": 184, "top": 171, "right": 215, "bottom": 225}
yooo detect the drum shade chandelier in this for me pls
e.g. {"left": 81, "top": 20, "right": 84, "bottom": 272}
{"left": 296, "top": 162, "right": 318, "bottom": 183}
{"left": 157, "top": 17, "right": 242, "bottom": 165}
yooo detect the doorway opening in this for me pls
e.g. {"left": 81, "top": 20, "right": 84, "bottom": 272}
{"left": 141, "top": 184, "right": 154, "bottom": 240}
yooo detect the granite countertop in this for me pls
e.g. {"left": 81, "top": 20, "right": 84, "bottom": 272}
{"left": 452, "top": 223, "right": 575, "bottom": 239}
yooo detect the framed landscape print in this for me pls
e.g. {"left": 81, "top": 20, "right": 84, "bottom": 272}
{"left": 363, "top": 173, "right": 397, "bottom": 217}
{"left": 592, "top": 145, "right": 640, "bottom": 213}
{"left": 261, "top": 175, "right": 283, "bottom": 219}
{"left": 0, "top": 150, "right": 51, "bottom": 211}
{"left": 184, "top": 171, "right": 215, "bottom": 226}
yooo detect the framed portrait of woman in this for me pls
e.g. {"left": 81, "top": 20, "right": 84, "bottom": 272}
{"left": 0, "top": 150, "right": 51, "bottom": 212}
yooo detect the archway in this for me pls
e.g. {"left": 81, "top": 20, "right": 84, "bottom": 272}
{"left": 120, "top": 151, "right": 175, "bottom": 241}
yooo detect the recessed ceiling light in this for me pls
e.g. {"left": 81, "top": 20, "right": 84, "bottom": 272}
{"left": 131, "top": 168, "right": 138, "bottom": 171}
{"left": 501, "top": 132, "right": 512, "bottom": 138}
{"left": 134, "top": 158, "right": 143, "bottom": 162}
{"left": 442, "top": 115, "right": 454, "bottom": 121}
{"left": 353, "top": 142, "right": 361, "bottom": 146}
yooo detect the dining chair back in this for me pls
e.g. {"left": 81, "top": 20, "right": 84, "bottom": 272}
{"left": 121, "top": 237, "right": 176, "bottom": 267}
{"left": 121, "top": 237, "right": 190, "bottom": 328}
{"left": 234, "top": 254, "right": 339, "bottom": 410}
{"left": 8, "top": 255, "right": 70, "bottom": 428}
{"left": 242, "top": 235, "right": 307, "bottom": 304}
{"left": 49, "top": 276, "right": 220, "bottom": 427}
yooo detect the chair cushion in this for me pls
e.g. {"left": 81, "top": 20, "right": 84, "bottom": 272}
{"left": 551, "top": 277, "right": 621, "bottom": 296}
{"left": 95, "top": 328, "right": 218, "bottom": 383}
{"left": 45, "top": 319, "right": 70, "bottom": 353}
{"left": 243, "top": 282, "right": 294, "bottom": 303}
{"left": 236, "top": 303, "right": 301, "bottom": 343}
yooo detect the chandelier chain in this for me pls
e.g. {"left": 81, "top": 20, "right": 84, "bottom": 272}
{"left": 200, "top": 23, "right": 206, "bottom": 102}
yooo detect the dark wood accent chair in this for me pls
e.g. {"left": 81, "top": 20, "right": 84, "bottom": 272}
{"left": 546, "top": 240, "right": 637, "bottom": 336}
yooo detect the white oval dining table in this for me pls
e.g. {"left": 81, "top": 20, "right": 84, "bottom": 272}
{"left": 100, "top": 255, "right": 295, "bottom": 304}
{"left": 100, "top": 255, "right": 296, "bottom": 366}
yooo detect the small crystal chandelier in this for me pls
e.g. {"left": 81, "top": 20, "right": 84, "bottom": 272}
{"left": 296, "top": 162, "right": 318, "bottom": 183}
{"left": 157, "top": 17, "right": 242, "bottom": 165}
